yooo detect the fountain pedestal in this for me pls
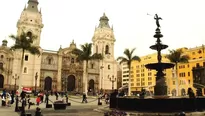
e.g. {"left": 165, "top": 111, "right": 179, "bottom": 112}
{"left": 154, "top": 85, "right": 167, "bottom": 97}
{"left": 145, "top": 27, "right": 174, "bottom": 96}
{"left": 154, "top": 70, "right": 167, "bottom": 96}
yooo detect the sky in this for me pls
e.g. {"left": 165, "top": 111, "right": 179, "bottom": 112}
{"left": 0, "top": 0, "right": 205, "bottom": 59}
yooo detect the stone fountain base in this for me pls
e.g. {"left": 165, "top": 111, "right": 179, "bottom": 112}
{"left": 152, "top": 95, "right": 170, "bottom": 99}
{"left": 110, "top": 97, "right": 205, "bottom": 112}
{"left": 154, "top": 85, "right": 167, "bottom": 96}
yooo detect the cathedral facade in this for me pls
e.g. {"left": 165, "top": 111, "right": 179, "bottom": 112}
{"left": 0, "top": 0, "right": 117, "bottom": 93}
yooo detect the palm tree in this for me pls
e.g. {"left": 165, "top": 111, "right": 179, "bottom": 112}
{"left": 72, "top": 43, "right": 103, "bottom": 95}
{"left": 117, "top": 48, "right": 141, "bottom": 96}
{"left": 166, "top": 49, "right": 189, "bottom": 96}
{"left": 9, "top": 31, "right": 41, "bottom": 93}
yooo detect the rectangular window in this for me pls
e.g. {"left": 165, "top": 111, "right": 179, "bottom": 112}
{"left": 91, "top": 64, "right": 94, "bottom": 69}
{"left": 108, "top": 65, "right": 110, "bottom": 70}
{"left": 23, "top": 67, "right": 27, "bottom": 73}
{"left": 188, "top": 72, "right": 190, "bottom": 76}
{"left": 25, "top": 55, "right": 28, "bottom": 61}
{"left": 0, "top": 62, "right": 3, "bottom": 70}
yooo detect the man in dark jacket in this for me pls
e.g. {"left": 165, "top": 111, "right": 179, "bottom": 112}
{"left": 82, "top": 93, "right": 87, "bottom": 103}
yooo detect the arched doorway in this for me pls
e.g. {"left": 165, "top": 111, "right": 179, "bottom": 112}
{"left": 0, "top": 75, "right": 4, "bottom": 88}
{"left": 67, "top": 75, "right": 75, "bottom": 91}
{"left": 181, "top": 88, "right": 186, "bottom": 96}
{"left": 44, "top": 77, "right": 52, "bottom": 91}
{"left": 88, "top": 79, "right": 95, "bottom": 92}
{"left": 172, "top": 89, "right": 176, "bottom": 96}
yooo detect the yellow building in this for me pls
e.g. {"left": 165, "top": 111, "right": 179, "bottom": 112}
{"left": 176, "top": 45, "right": 205, "bottom": 96}
{"left": 130, "top": 53, "right": 173, "bottom": 96}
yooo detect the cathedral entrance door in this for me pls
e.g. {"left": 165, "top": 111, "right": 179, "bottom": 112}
{"left": 44, "top": 77, "right": 52, "bottom": 91}
{"left": 88, "top": 79, "right": 95, "bottom": 92}
{"left": 0, "top": 75, "right": 4, "bottom": 88}
{"left": 67, "top": 75, "right": 75, "bottom": 91}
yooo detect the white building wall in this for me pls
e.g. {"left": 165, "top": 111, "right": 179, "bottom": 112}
{"left": 122, "top": 63, "right": 129, "bottom": 86}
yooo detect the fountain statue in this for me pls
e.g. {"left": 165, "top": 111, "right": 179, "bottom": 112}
{"left": 145, "top": 14, "right": 174, "bottom": 96}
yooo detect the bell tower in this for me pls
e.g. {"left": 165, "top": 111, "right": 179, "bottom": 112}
{"left": 92, "top": 13, "right": 117, "bottom": 91}
{"left": 17, "top": 0, "right": 44, "bottom": 46}
{"left": 92, "top": 13, "right": 115, "bottom": 60}
{"left": 13, "top": 0, "right": 43, "bottom": 90}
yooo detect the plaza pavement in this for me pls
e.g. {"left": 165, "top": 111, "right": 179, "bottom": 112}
{"left": 0, "top": 95, "right": 107, "bottom": 116}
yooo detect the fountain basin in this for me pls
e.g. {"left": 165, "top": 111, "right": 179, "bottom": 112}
{"left": 110, "top": 97, "right": 205, "bottom": 112}
{"left": 145, "top": 62, "right": 174, "bottom": 70}
{"left": 152, "top": 95, "right": 170, "bottom": 99}
{"left": 150, "top": 44, "right": 168, "bottom": 50}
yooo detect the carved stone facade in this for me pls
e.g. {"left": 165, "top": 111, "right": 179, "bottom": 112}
{"left": 40, "top": 51, "right": 58, "bottom": 91}
{"left": 58, "top": 41, "right": 84, "bottom": 92}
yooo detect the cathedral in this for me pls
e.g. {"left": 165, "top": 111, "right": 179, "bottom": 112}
{"left": 0, "top": 0, "right": 118, "bottom": 93}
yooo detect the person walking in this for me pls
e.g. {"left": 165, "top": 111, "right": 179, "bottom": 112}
{"left": 105, "top": 93, "right": 109, "bottom": 104}
{"left": 82, "top": 93, "right": 87, "bottom": 103}
{"left": 55, "top": 91, "right": 59, "bottom": 100}
{"left": 7, "top": 93, "right": 12, "bottom": 107}
{"left": 36, "top": 96, "right": 41, "bottom": 106}
{"left": 2, "top": 96, "right": 6, "bottom": 106}
{"left": 11, "top": 91, "right": 15, "bottom": 104}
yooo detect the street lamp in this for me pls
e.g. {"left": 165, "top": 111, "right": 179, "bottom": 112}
{"left": 108, "top": 75, "right": 116, "bottom": 90}
{"left": 13, "top": 74, "right": 19, "bottom": 93}
{"left": 35, "top": 72, "right": 38, "bottom": 94}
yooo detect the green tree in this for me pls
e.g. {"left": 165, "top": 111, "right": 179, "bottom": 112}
{"left": 72, "top": 43, "right": 103, "bottom": 95}
{"left": 166, "top": 49, "right": 189, "bottom": 96}
{"left": 117, "top": 48, "right": 141, "bottom": 96}
{"left": 10, "top": 31, "right": 41, "bottom": 92}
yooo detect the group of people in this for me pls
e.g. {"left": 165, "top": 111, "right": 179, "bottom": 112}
{"left": 1, "top": 90, "right": 15, "bottom": 107}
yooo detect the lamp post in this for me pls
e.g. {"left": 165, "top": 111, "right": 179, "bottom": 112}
{"left": 108, "top": 75, "right": 116, "bottom": 90}
{"left": 13, "top": 74, "right": 19, "bottom": 93}
{"left": 35, "top": 72, "right": 38, "bottom": 94}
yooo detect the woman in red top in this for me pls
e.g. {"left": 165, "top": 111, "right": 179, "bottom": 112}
{"left": 36, "top": 96, "right": 41, "bottom": 106}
